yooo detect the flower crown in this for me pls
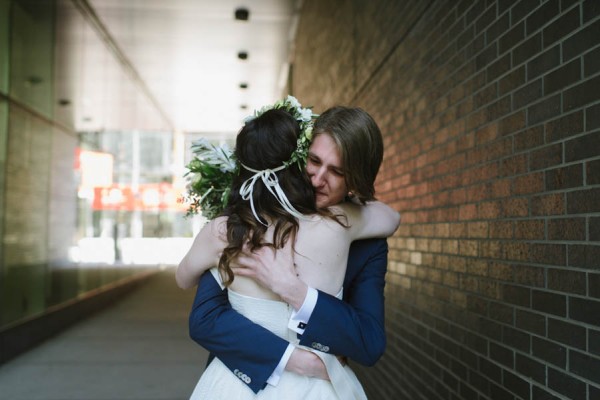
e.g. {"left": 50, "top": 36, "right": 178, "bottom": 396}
{"left": 182, "top": 95, "right": 318, "bottom": 219}
{"left": 245, "top": 95, "right": 318, "bottom": 169}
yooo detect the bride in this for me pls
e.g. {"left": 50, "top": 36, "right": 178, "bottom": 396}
{"left": 176, "top": 97, "right": 400, "bottom": 399}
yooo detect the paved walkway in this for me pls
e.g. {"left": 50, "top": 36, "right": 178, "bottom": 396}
{"left": 0, "top": 268, "right": 208, "bottom": 400}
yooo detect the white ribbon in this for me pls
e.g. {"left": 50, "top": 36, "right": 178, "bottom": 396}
{"left": 239, "top": 163, "right": 308, "bottom": 226}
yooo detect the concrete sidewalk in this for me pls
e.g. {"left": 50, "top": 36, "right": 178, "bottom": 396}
{"left": 0, "top": 268, "right": 208, "bottom": 400}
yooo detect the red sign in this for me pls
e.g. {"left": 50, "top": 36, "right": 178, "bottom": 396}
{"left": 91, "top": 183, "right": 187, "bottom": 212}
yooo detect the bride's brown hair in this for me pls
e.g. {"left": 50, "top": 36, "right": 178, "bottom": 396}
{"left": 218, "top": 109, "right": 317, "bottom": 286}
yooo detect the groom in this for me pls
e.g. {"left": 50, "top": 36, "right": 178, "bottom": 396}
{"left": 188, "top": 106, "right": 393, "bottom": 392}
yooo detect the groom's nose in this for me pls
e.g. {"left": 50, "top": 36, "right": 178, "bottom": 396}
{"left": 311, "top": 168, "right": 326, "bottom": 188}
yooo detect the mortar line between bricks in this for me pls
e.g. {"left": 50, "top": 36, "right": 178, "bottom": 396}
{"left": 352, "top": 0, "right": 436, "bottom": 103}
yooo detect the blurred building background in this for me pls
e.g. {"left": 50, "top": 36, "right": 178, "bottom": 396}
{"left": 0, "top": 0, "right": 296, "bottom": 332}
{"left": 1, "top": 0, "right": 599, "bottom": 399}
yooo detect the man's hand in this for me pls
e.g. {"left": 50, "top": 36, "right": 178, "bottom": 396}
{"left": 231, "top": 242, "right": 308, "bottom": 310}
{"left": 285, "top": 348, "right": 329, "bottom": 380}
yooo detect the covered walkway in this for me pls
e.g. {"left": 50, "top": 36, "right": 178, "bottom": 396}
{"left": 0, "top": 269, "right": 208, "bottom": 400}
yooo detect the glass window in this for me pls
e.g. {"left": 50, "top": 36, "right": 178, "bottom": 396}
{"left": 10, "top": 0, "right": 54, "bottom": 118}
{"left": 0, "top": 0, "right": 9, "bottom": 95}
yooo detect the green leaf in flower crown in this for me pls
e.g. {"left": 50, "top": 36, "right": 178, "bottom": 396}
{"left": 182, "top": 140, "right": 237, "bottom": 219}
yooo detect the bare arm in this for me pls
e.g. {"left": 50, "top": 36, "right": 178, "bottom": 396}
{"left": 337, "top": 201, "right": 401, "bottom": 240}
{"left": 175, "top": 217, "right": 227, "bottom": 289}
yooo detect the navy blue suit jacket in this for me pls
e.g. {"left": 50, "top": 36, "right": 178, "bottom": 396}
{"left": 188, "top": 238, "right": 388, "bottom": 393}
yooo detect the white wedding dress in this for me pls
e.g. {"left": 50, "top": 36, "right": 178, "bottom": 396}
{"left": 189, "top": 270, "right": 367, "bottom": 399}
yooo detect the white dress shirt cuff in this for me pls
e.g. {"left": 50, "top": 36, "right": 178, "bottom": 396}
{"left": 266, "top": 343, "right": 295, "bottom": 386}
{"left": 288, "top": 286, "right": 318, "bottom": 334}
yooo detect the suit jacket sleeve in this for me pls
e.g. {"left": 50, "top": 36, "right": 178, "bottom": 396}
{"left": 188, "top": 270, "right": 289, "bottom": 393}
{"left": 297, "top": 238, "right": 388, "bottom": 366}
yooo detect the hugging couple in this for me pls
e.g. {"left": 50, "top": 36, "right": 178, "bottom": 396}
{"left": 177, "top": 96, "right": 400, "bottom": 399}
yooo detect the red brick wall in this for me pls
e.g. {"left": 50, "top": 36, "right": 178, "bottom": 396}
{"left": 294, "top": 1, "right": 600, "bottom": 399}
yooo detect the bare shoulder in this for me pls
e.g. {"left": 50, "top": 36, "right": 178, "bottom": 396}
{"left": 204, "top": 216, "right": 229, "bottom": 242}
{"left": 328, "top": 202, "right": 360, "bottom": 221}
{"left": 329, "top": 202, "right": 359, "bottom": 214}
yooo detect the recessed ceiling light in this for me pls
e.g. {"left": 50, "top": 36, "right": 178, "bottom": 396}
{"left": 237, "top": 51, "right": 248, "bottom": 60}
{"left": 239, "top": 83, "right": 248, "bottom": 89}
{"left": 25, "top": 76, "right": 43, "bottom": 86}
{"left": 234, "top": 7, "right": 249, "bottom": 21}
